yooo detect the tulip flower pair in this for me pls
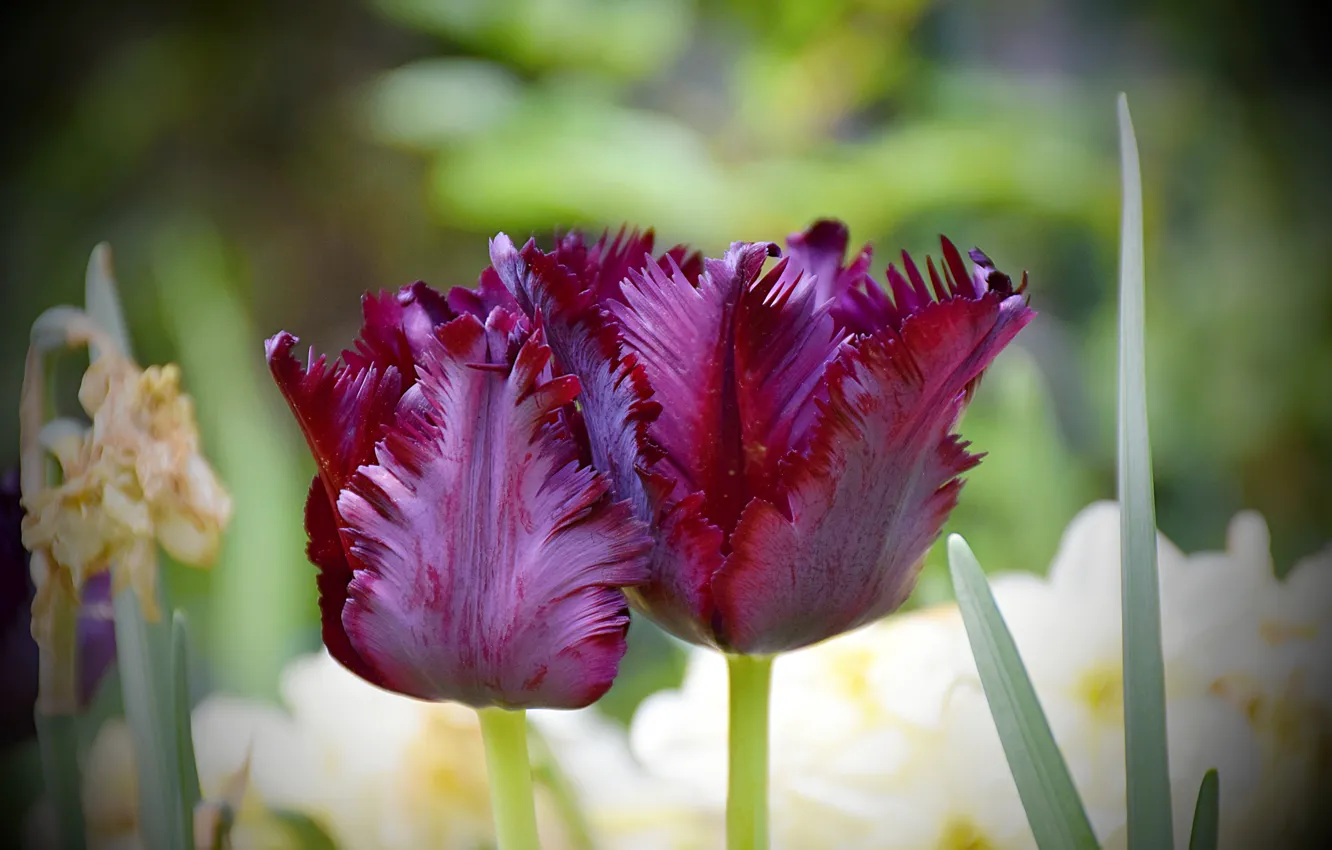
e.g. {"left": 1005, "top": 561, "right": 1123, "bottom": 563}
{"left": 267, "top": 220, "right": 1033, "bottom": 849}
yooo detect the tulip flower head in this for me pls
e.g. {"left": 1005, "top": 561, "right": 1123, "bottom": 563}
{"left": 489, "top": 221, "right": 1034, "bottom": 655}
{"left": 267, "top": 283, "right": 651, "bottom": 709}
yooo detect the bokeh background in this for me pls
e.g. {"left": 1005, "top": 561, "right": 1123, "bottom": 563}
{"left": 3, "top": 0, "right": 1330, "bottom": 841}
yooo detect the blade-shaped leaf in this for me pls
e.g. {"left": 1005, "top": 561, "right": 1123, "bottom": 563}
{"left": 173, "top": 611, "right": 202, "bottom": 817}
{"left": 1187, "top": 770, "right": 1219, "bottom": 850}
{"left": 948, "top": 534, "right": 1100, "bottom": 850}
{"left": 35, "top": 712, "right": 87, "bottom": 850}
{"left": 1117, "top": 93, "right": 1174, "bottom": 849}
{"left": 114, "top": 589, "right": 190, "bottom": 850}
{"left": 89, "top": 248, "right": 193, "bottom": 849}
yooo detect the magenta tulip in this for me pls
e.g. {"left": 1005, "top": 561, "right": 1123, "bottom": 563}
{"left": 489, "top": 220, "right": 1034, "bottom": 655}
{"left": 267, "top": 281, "right": 651, "bottom": 709}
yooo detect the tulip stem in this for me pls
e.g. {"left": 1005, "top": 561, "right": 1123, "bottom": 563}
{"left": 726, "top": 653, "right": 774, "bottom": 850}
{"left": 479, "top": 706, "right": 542, "bottom": 850}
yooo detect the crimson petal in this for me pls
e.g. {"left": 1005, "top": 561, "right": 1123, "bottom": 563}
{"left": 266, "top": 332, "right": 404, "bottom": 684}
{"left": 612, "top": 241, "right": 777, "bottom": 534}
{"left": 337, "top": 313, "right": 651, "bottom": 708}
{"left": 489, "top": 234, "right": 662, "bottom": 522}
{"left": 553, "top": 227, "right": 657, "bottom": 305}
{"left": 347, "top": 283, "right": 455, "bottom": 377}
{"left": 734, "top": 256, "right": 846, "bottom": 505}
{"left": 712, "top": 287, "right": 1035, "bottom": 653}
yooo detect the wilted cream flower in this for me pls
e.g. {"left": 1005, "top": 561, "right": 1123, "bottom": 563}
{"left": 21, "top": 351, "right": 232, "bottom": 622}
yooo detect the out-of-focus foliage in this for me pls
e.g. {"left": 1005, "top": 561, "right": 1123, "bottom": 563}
{"left": 2, "top": 0, "right": 1330, "bottom": 841}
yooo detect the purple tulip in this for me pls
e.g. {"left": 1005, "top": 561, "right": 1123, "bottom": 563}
{"left": 2, "top": 469, "right": 116, "bottom": 745}
{"left": 489, "top": 220, "right": 1034, "bottom": 654}
{"left": 266, "top": 281, "right": 651, "bottom": 709}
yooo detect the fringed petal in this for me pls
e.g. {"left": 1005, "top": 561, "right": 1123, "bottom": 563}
{"left": 336, "top": 313, "right": 650, "bottom": 708}
{"left": 712, "top": 285, "right": 1034, "bottom": 653}
{"left": 346, "top": 283, "right": 455, "bottom": 377}
{"left": 489, "top": 235, "right": 662, "bottom": 522}
{"left": 734, "top": 256, "right": 846, "bottom": 505}
{"left": 613, "top": 241, "right": 777, "bottom": 535}
{"left": 265, "top": 331, "right": 405, "bottom": 681}
{"left": 625, "top": 493, "right": 727, "bottom": 648}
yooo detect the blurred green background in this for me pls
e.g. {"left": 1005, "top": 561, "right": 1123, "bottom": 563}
{"left": 3, "top": 0, "right": 1330, "bottom": 805}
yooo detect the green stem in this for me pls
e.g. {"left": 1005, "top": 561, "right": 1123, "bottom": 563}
{"left": 34, "top": 596, "right": 86, "bottom": 850}
{"left": 478, "top": 707, "right": 541, "bottom": 850}
{"left": 726, "top": 653, "right": 774, "bottom": 850}
{"left": 36, "top": 713, "right": 86, "bottom": 850}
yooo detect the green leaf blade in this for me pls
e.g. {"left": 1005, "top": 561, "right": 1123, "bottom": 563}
{"left": 948, "top": 534, "right": 1101, "bottom": 850}
{"left": 88, "top": 253, "right": 192, "bottom": 850}
{"left": 113, "top": 590, "right": 190, "bottom": 850}
{"left": 1188, "top": 770, "right": 1219, "bottom": 850}
{"left": 1116, "top": 92, "right": 1175, "bottom": 850}
{"left": 173, "top": 611, "right": 202, "bottom": 820}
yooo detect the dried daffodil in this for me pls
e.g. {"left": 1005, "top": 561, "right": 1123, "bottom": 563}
{"left": 21, "top": 309, "right": 232, "bottom": 642}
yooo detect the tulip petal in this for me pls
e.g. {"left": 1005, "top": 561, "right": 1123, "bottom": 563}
{"left": 347, "top": 283, "right": 456, "bottom": 377}
{"left": 626, "top": 493, "right": 726, "bottom": 647}
{"left": 734, "top": 256, "right": 846, "bottom": 504}
{"left": 265, "top": 332, "right": 405, "bottom": 684}
{"left": 336, "top": 313, "right": 650, "bottom": 708}
{"left": 613, "top": 241, "right": 777, "bottom": 535}
{"left": 553, "top": 227, "right": 657, "bottom": 304}
{"left": 448, "top": 266, "right": 521, "bottom": 319}
{"left": 713, "top": 289, "right": 1035, "bottom": 653}
{"left": 490, "top": 234, "right": 662, "bottom": 521}
{"left": 786, "top": 219, "right": 876, "bottom": 333}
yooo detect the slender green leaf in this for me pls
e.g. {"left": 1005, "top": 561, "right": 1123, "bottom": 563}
{"left": 1187, "top": 770, "right": 1219, "bottom": 850}
{"left": 114, "top": 589, "right": 189, "bottom": 850}
{"left": 35, "top": 713, "right": 87, "bottom": 850}
{"left": 1116, "top": 93, "right": 1174, "bottom": 849}
{"left": 173, "top": 611, "right": 202, "bottom": 820}
{"left": 88, "top": 251, "right": 191, "bottom": 850}
{"left": 948, "top": 535, "right": 1100, "bottom": 850}
{"left": 270, "top": 809, "right": 340, "bottom": 850}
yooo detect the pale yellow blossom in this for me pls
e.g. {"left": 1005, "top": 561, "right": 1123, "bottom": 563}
{"left": 21, "top": 352, "right": 231, "bottom": 622}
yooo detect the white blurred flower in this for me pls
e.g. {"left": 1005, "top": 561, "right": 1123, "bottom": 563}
{"left": 277, "top": 650, "right": 506, "bottom": 850}
{"left": 631, "top": 501, "right": 1332, "bottom": 850}
{"left": 980, "top": 503, "right": 1264, "bottom": 842}
{"left": 36, "top": 695, "right": 312, "bottom": 850}
{"left": 531, "top": 707, "right": 721, "bottom": 849}
{"left": 633, "top": 607, "right": 993, "bottom": 849}
{"left": 277, "top": 650, "right": 665, "bottom": 850}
